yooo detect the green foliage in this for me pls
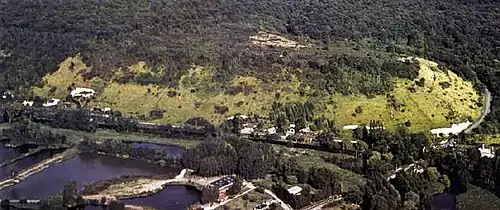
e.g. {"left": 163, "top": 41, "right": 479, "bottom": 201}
{"left": 3, "top": 120, "right": 68, "bottom": 147}
{"left": 183, "top": 136, "right": 275, "bottom": 179}
{"left": 201, "top": 186, "right": 219, "bottom": 204}
{"left": 62, "top": 181, "right": 77, "bottom": 207}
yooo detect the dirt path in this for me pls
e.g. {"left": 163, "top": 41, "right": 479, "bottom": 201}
{"left": 263, "top": 188, "right": 293, "bottom": 210}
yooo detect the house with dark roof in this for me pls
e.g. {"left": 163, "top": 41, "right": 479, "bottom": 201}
{"left": 209, "top": 176, "right": 236, "bottom": 201}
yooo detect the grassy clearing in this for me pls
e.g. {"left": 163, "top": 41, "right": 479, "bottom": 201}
{"left": 457, "top": 185, "right": 500, "bottom": 210}
{"left": 39, "top": 125, "right": 202, "bottom": 149}
{"left": 329, "top": 57, "right": 482, "bottom": 132}
{"left": 216, "top": 190, "right": 275, "bottom": 210}
{"left": 275, "top": 146, "right": 364, "bottom": 192}
{"left": 474, "top": 134, "right": 500, "bottom": 145}
{"left": 292, "top": 151, "right": 365, "bottom": 192}
{"left": 33, "top": 56, "right": 481, "bottom": 132}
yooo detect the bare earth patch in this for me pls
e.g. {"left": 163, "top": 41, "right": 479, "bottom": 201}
{"left": 250, "top": 31, "right": 310, "bottom": 48}
{"left": 97, "top": 178, "right": 169, "bottom": 199}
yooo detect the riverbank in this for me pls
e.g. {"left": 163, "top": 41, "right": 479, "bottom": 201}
{"left": 81, "top": 175, "right": 176, "bottom": 200}
{"left": 0, "top": 148, "right": 76, "bottom": 190}
{"left": 0, "top": 123, "right": 203, "bottom": 149}
{"left": 81, "top": 169, "right": 222, "bottom": 201}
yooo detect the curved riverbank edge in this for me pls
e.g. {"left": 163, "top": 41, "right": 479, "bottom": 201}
{"left": 82, "top": 170, "right": 219, "bottom": 201}
{"left": 93, "top": 151, "right": 182, "bottom": 168}
{"left": 81, "top": 175, "right": 177, "bottom": 200}
{"left": 0, "top": 148, "right": 76, "bottom": 190}
{"left": 82, "top": 178, "right": 203, "bottom": 201}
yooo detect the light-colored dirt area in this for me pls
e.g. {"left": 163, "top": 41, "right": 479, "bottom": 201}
{"left": 250, "top": 31, "right": 310, "bottom": 48}
{"left": 99, "top": 178, "right": 169, "bottom": 199}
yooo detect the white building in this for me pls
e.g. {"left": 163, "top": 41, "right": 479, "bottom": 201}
{"left": 287, "top": 186, "right": 303, "bottom": 195}
{"left": 70, "top": 87, "right": 95, "bottom": 98}
{"left": 240, "top": 127, "right": 254, "bottom": 135}
{"left": 2, "top": 91, "right": 13, "bottom": 99}
{"left": 42, "top": 98, "right": 61, "bottom": 107}
{"left": 343, "top": 125, "right": 386, "bottom": 130}
{"left": 22, "top": 101, "right": 34, "bottom": 106}
{"left": 265, "top": 127, "right": 277, "bottom": 134}
{"left": 299, "top": 127, "right": 311, "bottom": 133}
{"left": 226, "top": 115, "right": 248, "bottom": 121}
{"left": 479, "top": 144, "right": 495, "bottom": 158}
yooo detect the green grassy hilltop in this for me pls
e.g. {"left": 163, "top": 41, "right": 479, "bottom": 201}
{"left": 33, "top": 51, "right": 482, "bottom": 132}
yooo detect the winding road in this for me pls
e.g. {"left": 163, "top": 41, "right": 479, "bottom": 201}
{"left": 464, "top": 88, "right": 492, "bottom": 133}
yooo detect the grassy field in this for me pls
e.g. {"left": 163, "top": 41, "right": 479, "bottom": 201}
{"left": 457, "top": 185, "right": 500, "bottom": 210}
{"left": 33, "top": 56, "right": 482, "bottom": 132}
{"left": 35, "top": 124, "right": 203, "bottom": 149}
{"left": 277, "top": 147, "right": 365, "bottom": 193}
{"left": 216, "top": 190, "right": 276, "bottom": 210}
{"left": 474, "top": 134, "right": 500, "bottom": 145}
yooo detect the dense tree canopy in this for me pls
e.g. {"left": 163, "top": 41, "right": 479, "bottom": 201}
{"left": 1, "top": 1, "right": 498, "bottom": 133}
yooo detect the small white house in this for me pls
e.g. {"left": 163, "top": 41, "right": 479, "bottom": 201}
{"left": 22, "top": 101, "right": 34, "bottom": 106}
{"left": 70, "top": 87, "right": 95, "bottom": 98}
{"left": 343, "top": 124, "right": 386, "bottom": 130}
{"left": 2, "top": 91, "right": 13, "bottom": 99}
{"left": 240, "top": 127, "right": 254, "bottom": 135}
{"left": 265, "top": 127, "right": 277, "bottom": 134}
{"left": 287, "top": 186, "right": 303, "bottom": 195}
{"left": 226, "top": 115, "right": 248, "bottom": 121}
{"left": 299, "top": 127, "right": 311, "bottom": 133}
{"left": 43, "top": 98, "right": 61, "bottom": 107}
{"left": 479, "top": 144, "right": 495, "bottom": 158}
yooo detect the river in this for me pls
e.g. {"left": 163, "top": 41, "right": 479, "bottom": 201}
{"left": 0, "top": 142, "right": 201, "bottom": 210}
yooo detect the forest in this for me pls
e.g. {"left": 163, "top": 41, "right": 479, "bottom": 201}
{"left": 78, "top": 139, "right": 181, "bottom": 166}
{"left": 0, "top": 0, "right": 498, "bottom": 132}
{"left": 0, "top": 0, "right": 499, "bottom": 209}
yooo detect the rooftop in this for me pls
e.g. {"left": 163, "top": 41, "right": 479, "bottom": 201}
{"left": 210, "top": 176, "right": 236, "bottom": 189}
{"left": 287, "top": 186, "right": 303, "bottom": 195}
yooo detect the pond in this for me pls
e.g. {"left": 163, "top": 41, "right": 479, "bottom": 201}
{"left": 122, "top": 185, "right": 202, "bottom": 210}
{"left": 128, "top": 142, "right": 184, "bottom": 158}
{"left": 0, "top": 143, "right": 201, "bottom": 210}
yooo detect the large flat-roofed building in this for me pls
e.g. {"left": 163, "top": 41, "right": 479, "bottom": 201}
{"left": 210, "top": 176, "right": 236, "bottom": 201}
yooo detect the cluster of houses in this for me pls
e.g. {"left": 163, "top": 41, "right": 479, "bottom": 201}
{"left": 230, "top": 115, "right": 317, "bottom": 143}
{"left": 254, "top": 200, "right": 279, "bottom": 210}
{"left": 230, "top": 115, "right": 366, "bottom": 146}
{"left": 19, "top": 87, "right": 96, "bottom": 108}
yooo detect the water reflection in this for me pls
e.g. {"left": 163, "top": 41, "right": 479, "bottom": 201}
{"left": 122, "top": 185, "right": 201, "bottom": 210}
{"left": 128, "top": 142, "right": 184, "bottom": 158}
{"left": 0, "top": 153, "right": 177, "bottom": 199}
{"left": 0, "top": 143, "right": 201, "bottom": 210}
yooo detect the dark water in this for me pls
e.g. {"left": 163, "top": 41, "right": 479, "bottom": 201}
{"left": 0, "top": 144, "right": 38, "bottom": 163}
{"left": 0, "top": 153, "right": 176, "bottom": 199}
{"left": 0, "top": 144, "right": 19, "bottom": 163}
{"left": 0, "top": 143, "right": 201, "bottom": 210}
{"left": 0, "top": 149, "right": 62, "bottom": 179}
{"left": 129, "top": 142, "right": 184, "bottom": 158}
{"left": 122, "top": 185, "right": 201, "bottom": 210}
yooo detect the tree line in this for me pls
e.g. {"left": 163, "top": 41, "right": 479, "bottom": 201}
{"left": 78, "top": 139, "right": 181, "bottom": 167}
